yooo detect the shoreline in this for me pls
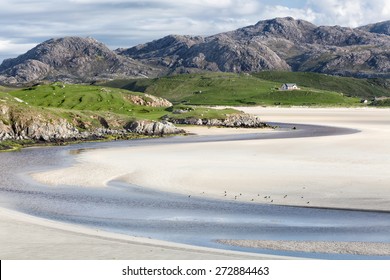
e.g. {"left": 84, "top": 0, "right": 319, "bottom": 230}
{"left": 0, "top": 207, "right": 293, "bottom": 260}
{"left": 32, "top": 117, "right": 390, "bottom": 212}
{"left": 2, "top": 106, "right": 390, "bottom": 259}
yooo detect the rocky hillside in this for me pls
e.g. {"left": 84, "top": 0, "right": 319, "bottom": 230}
{"left": 0, "top": 101, "right": 184, "bottom": 143}
{"left": 119, "top": 33, "right": 290, "bottom": 73}
{"left": 0, "top": 37, "right": 165, "bottom": 85}
{"left": 0, "top": 89, "right": 184, "bottom": 146}
{"left": 357, "top": 20, "right": 390, "bottom": 36}
{"left": 1, "top": 18, "right": 390, "bottom": 85}
{"left": 120, "top": 17, "right": 390, "bottom": 77}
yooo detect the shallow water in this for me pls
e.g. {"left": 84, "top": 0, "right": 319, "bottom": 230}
{"left": 1, "top": 124, "right": 389, "bottom": 259}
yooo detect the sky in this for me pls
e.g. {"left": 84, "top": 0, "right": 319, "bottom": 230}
{"left": 1, "top": 0, "right": 390, "bottom": 63}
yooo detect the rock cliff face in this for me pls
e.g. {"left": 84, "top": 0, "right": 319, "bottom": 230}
{"left": 0, "top": 103, "right": 183, "bottom": 142}
{"left": 167, "top": 113, "right": 268, "bottom": 128}
{"left": 0, "top": 103, "right": 80, "bottom": 141}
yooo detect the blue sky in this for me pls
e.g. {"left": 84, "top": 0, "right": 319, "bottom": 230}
{"left": 1, "top": 0, "right": 389, "bottom": 63}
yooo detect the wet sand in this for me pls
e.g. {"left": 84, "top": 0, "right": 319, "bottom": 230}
{"left": 0, "top": 207, "right": 287, "bottom": 260}
{"left": 217, "top": 240, "right": 390, "bottom": 256}
{"left": 33, "top": 107, "right": 390, "bottom": 211}
{"left": 2, "top": 107, "right": 390, "bottom": 259}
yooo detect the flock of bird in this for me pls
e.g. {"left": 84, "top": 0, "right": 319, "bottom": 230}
{"left": 188, "top": 187, "right": 311, "bottom": 205}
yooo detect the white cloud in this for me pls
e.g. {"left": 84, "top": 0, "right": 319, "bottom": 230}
{"left": 260, "top": 5, "right": 317, "bottom": 23}
{"left": 307, "top": 0, "right": 390, "bottom": 27}
{"left": 0, "top": 39, "right": 38, "bottom": 63}
{"left": 0, "top": 39, "right": 37, "bottom": 53}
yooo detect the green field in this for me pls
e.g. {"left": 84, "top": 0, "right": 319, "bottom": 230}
{"left": 102, "top": 72, "right": 364, "bottom": 106}
{"left": 252, "top": 71, "right": 390, "bottom": 98}
{"left": 10, "top": 83, "right": 167, "bottom": 120}
{"left": 3, "top": 71, "right": 390, "bottom": 130}
{"left": 7, "top": 83, "right": 238, "bottom": 124}
{"left": 3, "top": 71, "right": 388, "bottom": 151}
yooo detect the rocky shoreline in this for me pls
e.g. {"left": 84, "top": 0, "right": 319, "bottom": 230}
{"left": 1, "top": 101, "right": 270, "bottom": 151}
{"left": 0, "top": 119, "right": 185, "bottom": 142}
{"left": 166, "top": 113, "right": 270, "bottom": 128}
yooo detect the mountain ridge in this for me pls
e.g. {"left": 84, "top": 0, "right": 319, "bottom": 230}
{"left": 122, "top": 17, "right": 390, "bottom": 77}
{"left": 0, "top": 37, "right": 165, "bottom": 85}
{"left": 1, "top": 17, "right": 390, "bottom": 85}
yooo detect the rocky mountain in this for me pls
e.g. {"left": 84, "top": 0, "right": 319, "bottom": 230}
{"left": 1, "top": 17, "right": 390, "bottom": 85}
{"left": 357, "top": 20, "right": 390, "bottom": 35}
{"left": 0, "top": 37, "right": 165, "bottom": 85}
{"left": 121, "top": 17, "right": 390, "bottom": 77}
{"left": 119, "top": 33, "right": 290, "bottom": 73}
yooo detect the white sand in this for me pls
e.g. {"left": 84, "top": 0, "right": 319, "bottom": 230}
{"left": 217, "top": 240, "right": 390, "bottom": 256}
{"left": 0, "top": 207, "right": 288, "bottom": 260}
{"left": 33, "top": 107, "right": 390, "bottom": 211}
{"left": 183, "top": 125, "right": 276, "bottom": 135}
{"left": 3, "top": 107, "right": 390, "bottom": 259}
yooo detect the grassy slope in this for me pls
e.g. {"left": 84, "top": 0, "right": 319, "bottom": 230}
{"left": 0, "top": 91, "right": 54, "bottom": 151}
{"left": 11, "top": 83, "right": 168, "bottom": 121}
{"left": 8, "top": 83, "right": 238, "bottom": 123}
{"left": 252, "top": 71, "right": 390, "bottom": 98}
{"left": 104, "top": 72, "right": 361, "bottom": 106}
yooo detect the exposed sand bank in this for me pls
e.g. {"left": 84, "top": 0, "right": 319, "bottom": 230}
{"left": 217, "top": 240, "right": 390, "bottom": 256}
{"left": 0, "top": 207, "right": 288, "bottom": 260}
{"left": 33, "top": 107, "right": 390, "bottom": 211}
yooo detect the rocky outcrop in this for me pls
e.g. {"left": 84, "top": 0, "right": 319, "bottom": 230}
{"left": 0, "top": 104, "right": 80, "bottom": 141}
{"left": 0, "top": 103, "right": 184, "bottom": 142}
{"left": 125, "top": 120, "right": 185, "bottom": 135}
{"left": 167, "top": 113, "right": 268, "bottom": 128}
{"left": 126, "top": 93, "right": 173, "bottom": 107}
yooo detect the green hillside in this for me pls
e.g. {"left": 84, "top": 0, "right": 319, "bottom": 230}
{"left": 8, "top": 83, "right": 237, "bottom": 122}
{"left": 252, "top": 71, "right": 390, "bottom": 98}
{"left": 0, "top": 85, "right": 16, "bottom": 94}
{"left": 11, "top": 83, "right": 164, "bottom": 120}
{"left": 103, "top": 72, "right": 361, "bottom": 106}
{"left": 2, "top": 84, "right": 241, "bottom": 151}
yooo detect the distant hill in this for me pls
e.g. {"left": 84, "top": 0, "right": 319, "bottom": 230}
{"left": 119, "top": 17, "right": 390, "bottom": 78}
{"left": 103, "top": 71, "right": 390, "bottom": 101}
{"left": 251, "top": 71, "right": 390, "bottom": 98}
{"left": 1, "top": 17, "right": 390, "bottom": 85}
{"left": 102, "top": 72, "right": 362, "bottom": 107}
{"left": 357, "top": 20, "right": 390, "bottom": 35}
{"left": 0, "top": 37, "right": 164, "bottom": 85}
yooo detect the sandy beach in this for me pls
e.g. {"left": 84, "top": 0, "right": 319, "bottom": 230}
{"left": 2, "top": 107, "right": 390, "bottom": 259}
{"left": 217, "top": 240, "right": 390, "bottom": 256}
{"left": 33, "top": 107, "right": 390, "bottom": 211}
{"left": 0, "top": 207, "right": 289, "bottom": 260}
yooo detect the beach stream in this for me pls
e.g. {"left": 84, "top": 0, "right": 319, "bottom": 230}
{"left": 1, "top": 124, "right": 390, "bottom": 259}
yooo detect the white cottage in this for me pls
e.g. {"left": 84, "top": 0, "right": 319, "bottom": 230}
{"left": 280, "top": 83, "right": 299, "bottom": 90}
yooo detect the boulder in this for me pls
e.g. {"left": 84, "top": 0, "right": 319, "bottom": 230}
{"left": 125, "top": 120, "right": 185, "bottom": 135}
